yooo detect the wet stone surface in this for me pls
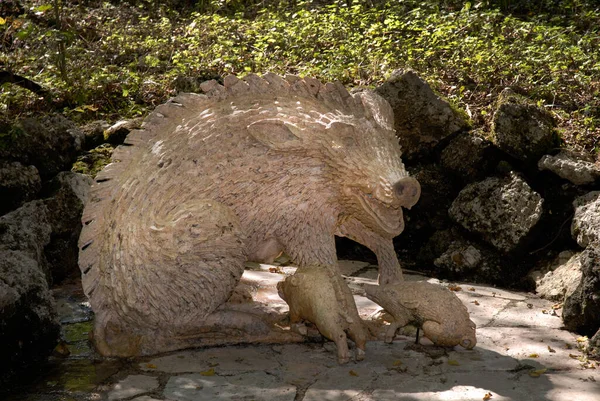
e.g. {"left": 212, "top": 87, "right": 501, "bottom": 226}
{"left": 2, "top": 266, "right": 598, "bottom": 401}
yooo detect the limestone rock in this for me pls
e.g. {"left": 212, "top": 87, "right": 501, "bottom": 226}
{"left": 588, "top": 328, "right": 600, "bottom": 359}
{"left": 491, "top": 89, "right": 558, "bottom": 162}
{"left": 0, "top": 200, "right": 52, "bottom": 263}
{"left": 440, "top": 132, "right": 499, "bottom": 183}
{"left": 0, "top": 160, "right": 41, "bottom": 215}
{"left": 434, "top": 240, "right": 482, "bottom": 275}
{"left": 449, "top": 172, "right": 544, "bottom": 252}
{"left": 431, "top": 235, "right": 506, "bottom": 284}
{"left": 531, "top": 251, "right": 582, "bottom": 302}
{"left": 103, "top": 118, "right": 142, "bottom": 145}
{"left": 562, "top": 244, "right": 600, "bottom": 337}
{"left": 407, "top": 163, "right": 458, "bottom": 231}
{"left": 43, "top": 172, "right": 93, "bottom": 282}
{"left": 0, "top": 250, "right": 60, "bottom": 384}
{"left": 571, "top": 191, "right": 600, "bottom": 248}
{"left": 375, "top": 70, "right": 470, "bottom": 160}
{"left": 538, "top": 150, "right": 600, "bottom": 185}
{"left": 43, "top": 172, "right": 93, "bottom": 234}
{"left": 2, "top": 114, "right": 85, "bottom": 179}
{"left": 0, "top": 200, "right": 58, "bottom": 383}
{"left": 80, "top": 120, "right": 110, "bottom": 150}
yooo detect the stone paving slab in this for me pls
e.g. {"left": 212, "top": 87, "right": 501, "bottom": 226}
{"left": 5, "top": 265, "right": 599, "bottom": 401}
{"left": 163, "top": 372, "right": 296, "bottom": 401}
{"left": 107, "top": 375, "right": 159, "bottom": 401}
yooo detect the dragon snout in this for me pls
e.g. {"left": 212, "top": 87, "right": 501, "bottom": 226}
{"left": 393, "top": 177, "right": 421, "bottom": 209}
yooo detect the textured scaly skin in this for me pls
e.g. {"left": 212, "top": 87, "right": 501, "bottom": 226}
{"left": 78, "top": 73, "right": 420, "bottom": 356}
{"left": 364, "top": 281, "right": 477, "bottom": 349}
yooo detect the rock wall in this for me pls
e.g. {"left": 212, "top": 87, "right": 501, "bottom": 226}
{"left": 376, "top": 70, "right": 600, "bottom": 352}
{"left": 0, "top": 116, "right": 96, "bottom": 384}
{"left": 1, "top": 72, "right": 599, "bottom": 378}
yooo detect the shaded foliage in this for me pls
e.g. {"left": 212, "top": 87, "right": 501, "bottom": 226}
{"left": 1, "top": 0, "right": 599, "bottom": 154}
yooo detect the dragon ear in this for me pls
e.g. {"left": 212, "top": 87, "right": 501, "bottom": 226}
{"left": 247, "top": 119, "right": 304, "bottom": 150}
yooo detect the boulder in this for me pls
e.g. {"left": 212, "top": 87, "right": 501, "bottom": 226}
{"left": 0, "top": 250, "right": 60, "bottom": 384}
{"left": 0, "top": 200, "right": 52, "bottom": 264}
{"left": 588, "top": 328, "right": 600, "bottom": 358}
{"left": 491, "top": 89, "right": 559, "bottom": 163}
{"left": 434, "top": 240, "right": 482, "bottom": 276}
{"left": 571, "top": 191, "right": 600, "bottom": 248}
{"left": 407, "top": 163, "right": 458, "bottom": 231}
{"left": 0, "top": 160, "right": 41, "bottom": 215}
{"left": 103, "top": 118, "right": 142, "bottom": 146}
{"left": 43, "top": 172, "right": 93, "bottom": 282}
{"left": 375, "top": 70, "right": 470, "bottom": 160}
{"left": 431, "top": 235, "right": 507, "bottom": 284}
{"left": 530, "top": 251, "right": 582, "bottom": 302}
{"left": 0, "top": 201, "right": 59, "bottom": 383}
{"left": 562, "top": 244, "right": 600, "bottom": 337}
{"left": 449, "top": 172, "right": 544, "bottom": 253}
{"left": 80, "top": 120, "right": 110, "bottom": 150}
{"left": 440, "top": 132, "right": 500, "bottom": 183}
{"left": 0, "top": 114, "right": 85, "bottom": 179}
{"left": 416, "top": 228, "right": 507, "bottom": 284}
{"left": 395, "top": 164, "right": 459, "bottom": 265}
{"left": 538, "top": 150, "right": 600, "bottom": 186}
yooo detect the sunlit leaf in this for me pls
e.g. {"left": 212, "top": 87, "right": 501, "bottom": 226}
{"left": 528, "top": 368, "right": 547, "bottom": 377}
{"left": 35, "top": 4, "right": 53, "bottom": 12}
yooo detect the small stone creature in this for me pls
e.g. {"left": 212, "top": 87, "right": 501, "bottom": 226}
{"left": 364, "top": 281, "right": 476, "bottom": 349}
{"left": 277, "top": 266, "right": 367, "bottom": 364}
{"left": 78, "top": 73, "right": 420, "bottom": 356}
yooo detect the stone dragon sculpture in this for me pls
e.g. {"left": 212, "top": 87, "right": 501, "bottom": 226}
{"left": 78, "top": 73, "right": 421, "bottom": 357}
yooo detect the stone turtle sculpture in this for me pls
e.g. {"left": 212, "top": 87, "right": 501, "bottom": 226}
{"left": 78, "top": 73, "right": 420, "bottom": 356}
{"left": 364, "top": 281, "right": 477, "bottom": 349}
{"left": 277, "top": 266, "right": 367, "bottom": 364}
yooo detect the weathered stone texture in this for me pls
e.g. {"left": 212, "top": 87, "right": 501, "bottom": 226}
{"left": 0, "top": 200, "right": 59, "bottom": 383}
{"left": 440, "top": 132, "right": 499, "bottom": 183}
{"left": 562, "top": 244, "right": 600, "bottom": 337}
{"left": 0, "top": 200, "right": 52, "bottom": 262}
{"left": 43, "top": 172, "right": 93, "bottom": 282}
{"left": 539, "top": 150, "right": 600, "bottom": 185}
{"left": 491, "top": 88, "right": 558, "bottom": 162}
{"left": 449, "top": 172, "right": 543, "bottom": 252}
{"left": 277, "top": 266, "right": 367, "bottom": 364}
{"left": 571, "top": 191, "right": 600, "bottom": 248}
{"left": 364, "top": 281, "right": 476, "bottom": 348}
{"left": 0, "top": 250, "right": 59, "bottom": 383}
{"left": 108, "top": 375, "right": 159, "bottom": 401}
{"left": 79, "top": 74, "right": 420, "bottom": 357}
{"left": 375, "top": 70, "right": 470, "bottom": 159}
{"left": 1, "top": 114, "right": 85, "bottom": 179}
{"left": 531, "top": 251, "right": 582, "bottom": 302}
{"left": 0, "top": 160, "right": 41, "bottom": 214}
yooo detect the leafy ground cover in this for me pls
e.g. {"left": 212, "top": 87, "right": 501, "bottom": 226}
{"left": 1, "top": 0, "right": 599, "bottom": 155}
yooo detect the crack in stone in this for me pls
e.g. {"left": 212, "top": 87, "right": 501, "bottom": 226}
{"left": 293, "top": 378, "right": 317, "bottom": 401}
{"left": 480, "top": 299, "right": 519, "bottom": 328}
